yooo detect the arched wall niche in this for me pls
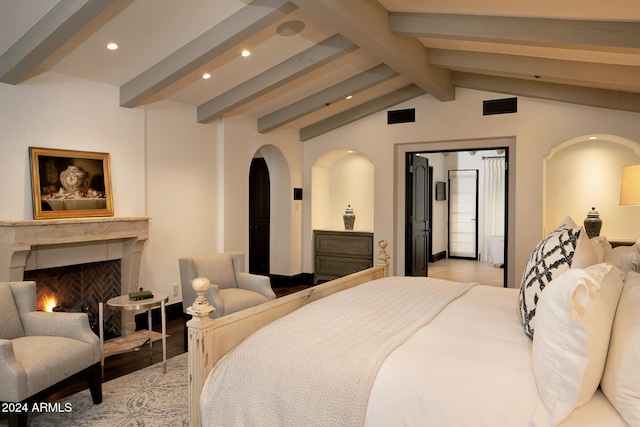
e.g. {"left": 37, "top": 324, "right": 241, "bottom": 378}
{"left": 543, "top": 134, "right": 640, "bottom": 240}
{"left": 254, "top": 144, "right": 293, "bottom": 275}
{"left": 312, "top": 150, "right": 374, "bottom": 231}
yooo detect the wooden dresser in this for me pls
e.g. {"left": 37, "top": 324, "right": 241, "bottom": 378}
{"left": 313, "top": 229, "right": 374, "bottom": 284}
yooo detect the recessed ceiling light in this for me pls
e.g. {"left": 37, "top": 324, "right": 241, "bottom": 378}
{"left": 346, "top": 95, "right": 353, "bottom": 100}
{"left": 241, "top": 50, "right": 251, "bottom": 57}
{"left": 202, "top": 73, "right": 211, "bottom": 79}
{"left": 106, "top": 42, "right": 118, "bottom": 51}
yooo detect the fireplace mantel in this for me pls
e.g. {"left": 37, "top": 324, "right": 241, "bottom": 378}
{"left": 0, "top": 216, "right": 150, "bottom": 335}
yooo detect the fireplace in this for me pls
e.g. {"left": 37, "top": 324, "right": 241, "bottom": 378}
{"left": 0, "top": 217, "right": 149, "bottom": 336}
{"left": 24, "top": 260, "right": 122, "bottom": 338}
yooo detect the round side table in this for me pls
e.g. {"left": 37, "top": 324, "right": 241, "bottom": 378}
{"left": 99, "top": 292, "right": 168, "bottom": 374}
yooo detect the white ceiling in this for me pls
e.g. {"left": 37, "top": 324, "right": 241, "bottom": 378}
{"left": 1, "top": 0, "right": 639, "bottom": 140}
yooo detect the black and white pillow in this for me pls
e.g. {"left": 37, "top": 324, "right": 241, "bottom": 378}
{"left": 519, "top": 217, "right": 582, "bottom": 338}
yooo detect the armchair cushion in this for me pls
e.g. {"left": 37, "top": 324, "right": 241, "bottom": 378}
{"left": 219, "top": 288, "right": 271, "bottom": 316}
{"left": 0, "top": 283, "right": 25, "bottom": 340}
{"left": 5, "top": 336, "right": 98, "bottom": 401}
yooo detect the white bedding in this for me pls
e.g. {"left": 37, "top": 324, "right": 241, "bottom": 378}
{"left": 365, "top": 285, "right": 626, "bottom": 426}
{"left": 200, "top": 277, "right": 627, "bottom": 427}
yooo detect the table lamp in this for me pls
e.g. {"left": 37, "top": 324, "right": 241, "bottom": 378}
{"left": 620, "top": 165, "right": 640, "bottom": 205}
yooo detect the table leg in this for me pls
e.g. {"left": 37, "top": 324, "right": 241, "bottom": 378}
{"left": 99, "top": 302, "right": 104, "bottom": 376}
{"left": 147, "top": 308, "right": 153, "bottom": 361}
{"left": 161, "top": 299, "right": 167, "bottom": 374}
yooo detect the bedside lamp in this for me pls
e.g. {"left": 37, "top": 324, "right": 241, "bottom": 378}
{"left": 620, "top": 165, "right": 640, "bottom": 205}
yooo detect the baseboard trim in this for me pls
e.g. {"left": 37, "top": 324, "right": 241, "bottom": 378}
{"left": 430, "top": 251, "right": 447, "bottom": 263}
{"left": 270, "top": 273, "right": 314, "bottom": 288}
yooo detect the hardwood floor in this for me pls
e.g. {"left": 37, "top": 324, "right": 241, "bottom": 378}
{"left": 428, "top": 258, "right": 506, "bottom": 287}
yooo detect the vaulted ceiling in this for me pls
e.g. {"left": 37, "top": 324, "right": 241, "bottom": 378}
{"left": 1, "top": 0, "right": 639, "bottom": 140}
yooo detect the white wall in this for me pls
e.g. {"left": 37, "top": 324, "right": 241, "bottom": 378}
{"left": 0, "top": 72, "right": 227, "bottom": 305}
{"left": 144, "top": 100, "right": 219, "bottom": 304}
{"left": 0, "top": 72, "right": 144, "bottom": 220}
{"left": 301, "top": 88, "right": 640, "bottom": 287}
{"left": 220, "top": 115, "right": 303, "bottom": 276}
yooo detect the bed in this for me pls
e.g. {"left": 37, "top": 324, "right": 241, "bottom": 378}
{"left": 186, "top": 225, "right": 640, "bottom": 427}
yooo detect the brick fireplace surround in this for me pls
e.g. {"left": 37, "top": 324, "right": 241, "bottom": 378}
{"left": 0, "top": 216, "right": 149, "bottom": 336}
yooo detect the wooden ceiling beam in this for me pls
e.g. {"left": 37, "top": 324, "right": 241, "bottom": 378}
{"left": 428, "top": 49, "right": 640, "bottom": 94}
{"left": 299, "top": 84, "right": 425, "bottom": 141}
{"left": 257, "top": 63, "right": 397, "bottom": 133}
{"left": 290, "top": 0, "right": 454, "bottom": 102}
{"left": 0, "top": 0, "right": 116, "bottom": 85}
{"left": 389, "top": 12, "right": 640, "bottom": 52}
{"left": 454, "top": 72, "right": 640, "bottom": 113}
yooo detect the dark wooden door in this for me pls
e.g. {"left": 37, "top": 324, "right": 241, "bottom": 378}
{"left": 405, "top": 153, "right": 430, "bottom": 276}
{"left": 249, "top": 158, "right": 270, "bottom": 275}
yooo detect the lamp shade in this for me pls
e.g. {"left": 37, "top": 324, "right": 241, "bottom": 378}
{"left": 620, "top": 165, "right": 640, "bottom": 205}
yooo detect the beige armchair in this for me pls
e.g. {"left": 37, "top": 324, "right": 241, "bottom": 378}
{"left": 179, "top": 252, "right": 275, "bottom": 321}
{"left": 0, "top": 281, "right": 102, "bottom": 427}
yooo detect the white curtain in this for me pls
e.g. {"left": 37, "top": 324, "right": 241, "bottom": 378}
{"left": 482, "top": 157, "right": 505, "bottom": 263}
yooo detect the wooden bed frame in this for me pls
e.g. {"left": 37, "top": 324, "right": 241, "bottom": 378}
{"left": 186, "top": 240, "right": 390, "bottom": 426}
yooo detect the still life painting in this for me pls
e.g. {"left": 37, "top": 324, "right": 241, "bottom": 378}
{"left": 29, "top": 147, "right": 114, "bottom": 219}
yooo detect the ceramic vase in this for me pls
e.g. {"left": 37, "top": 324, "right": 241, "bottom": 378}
{"left": 343, "top": 205, "right": 355, "bottom": 230}
{"left": 583, "top": 207, "right": 602, "bottom": 239}
{"left": 60, "top": 166, "right": 92, "bottom": 194}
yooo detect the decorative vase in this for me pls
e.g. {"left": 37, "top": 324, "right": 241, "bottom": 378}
{"left": 343, "top": 205, "right": 355, "bottom": 230}
{"left": 60, "top": 166, "right": 92, "bottom": 194}
{"left": 583, "top": 207, "right": 602, "bottom": 239}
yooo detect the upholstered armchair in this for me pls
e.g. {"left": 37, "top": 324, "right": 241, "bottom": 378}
{"left": 179, "top": 252, "right": 275, "bottom": 321}
{"left": 0, "top": 281, "right": 102, "bottom": 427}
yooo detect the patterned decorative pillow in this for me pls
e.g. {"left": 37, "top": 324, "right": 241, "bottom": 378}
{"left": 519, "top": 217, "right": 582, "bottom": 338}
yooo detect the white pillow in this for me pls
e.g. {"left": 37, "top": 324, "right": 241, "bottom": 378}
{"left": 533, "top": 263, "right": 624, "bottom": 425}
{"left": 601, "top": 271, "right": 640, "bottom": 426}
{"left": 589, "top": 236, "right": 611, "bottom": 263}
{"left": 604, "top": 245, "right": 640, "bottom": 274}
{"left": 519, "top": 217, "right": 599, "bottom": 338}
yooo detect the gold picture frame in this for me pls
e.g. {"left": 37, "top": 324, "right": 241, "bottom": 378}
{"left": 29, "top": 147, "right": 114, "bottom": 220}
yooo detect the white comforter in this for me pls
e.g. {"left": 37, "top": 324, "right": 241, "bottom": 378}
{"left": 201, "top": 276, "right": 474, "bottom": 426}
{"left": 201, "top": 277, "right": 626, "bottom": 427}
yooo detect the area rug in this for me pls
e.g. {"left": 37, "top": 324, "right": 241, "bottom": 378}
{"left": 2, "top": 353, "right": 189, "bottom": 427}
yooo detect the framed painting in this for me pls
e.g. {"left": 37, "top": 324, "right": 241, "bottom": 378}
{"left": 29, "top": 147, "right": 114, "bottom": 219}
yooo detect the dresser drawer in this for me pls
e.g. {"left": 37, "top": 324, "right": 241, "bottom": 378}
{"left": 314, "top": 232, "right": 373, "bottom": 257}
{"left": 315, "top": 256, "right": 373, "bottom": 280}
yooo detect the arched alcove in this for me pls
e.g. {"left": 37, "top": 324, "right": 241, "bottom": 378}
{"left": 543, "top": 134, "right": 640, "bottom": 240}
{"left": 312, "top": 150, "right": 374, "bottom": 231}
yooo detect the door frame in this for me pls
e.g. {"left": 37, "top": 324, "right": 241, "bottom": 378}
{"left": 398, "top": 142, "right": 512, "bottom": 287}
